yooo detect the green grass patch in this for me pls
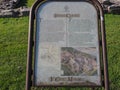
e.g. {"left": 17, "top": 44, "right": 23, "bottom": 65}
{"left": 0, "top": 17, "right": 29, "bottom": 90}
{"left": 0, "top": 14, "right": 120, "bottom": 90}
{"left": 16, "top": 0, "right": 35, "bottom": 8}
{"left": 105, "top": 14, "right": 120, "bottom": 90}
{"left": 27, "top": 0, "right": 35, "bottom": 7}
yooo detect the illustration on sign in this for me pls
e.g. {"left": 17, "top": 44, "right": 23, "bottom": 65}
{"left": 34, "top": 1, "right": 101, "bottom": 86}
{"left": 61, "top": 47, "right": 97, "bottom": 76}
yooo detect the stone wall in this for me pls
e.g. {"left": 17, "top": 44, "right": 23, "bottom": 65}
{"left": 99, "top": 0, "right": 120, "bottom": 3}
{"left": 0, "top": 0, "right": 30, "bottom": 17}
{"left": 0, "top": 0, "right": 120, "bottom": 18}
{"left": 0, "top": 0, "right": 20, "bottom": 10}
{"left": 0, "top": 7, "right": 30, "bottom": 18}
{"left": 99, "top": 0, "right": 120, "bottom": 14}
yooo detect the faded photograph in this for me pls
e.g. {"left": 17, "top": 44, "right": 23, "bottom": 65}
{"left": 61, "top": 47, "right": 98, "bottom": 76}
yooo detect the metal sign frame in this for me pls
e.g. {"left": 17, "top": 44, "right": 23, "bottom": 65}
{"left": 26, "top": 0, "right": 109, "bottom": 90}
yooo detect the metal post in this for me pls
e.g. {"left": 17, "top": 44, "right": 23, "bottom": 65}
{"left": 101, "top": 15, "right": 110, "bottom": 90}
{"left": 26, "top": 1, "right": 43, "bottom": 90}
{"left": 95, "top": 1, "right": 110, "bottom": 90}
{"left": 91, "top": 88, "right": 95, "bottom": 90}
{"left": 25, "top": 10, "right": 34, "bottom": 90}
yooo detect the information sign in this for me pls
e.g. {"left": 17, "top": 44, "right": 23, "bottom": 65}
{"left": 34, "top": 1, "right": 101, "bottom": 86}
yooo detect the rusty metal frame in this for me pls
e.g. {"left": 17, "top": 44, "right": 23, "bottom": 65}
{"left": 26, "top": 0, "right": 109, "bottom": 90}
{"left": 33, "top": 0, "right": 102, "bottom": 87}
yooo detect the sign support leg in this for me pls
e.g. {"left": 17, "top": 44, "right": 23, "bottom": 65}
{"left": 91, "top": 88, "right": 95, "bottom": 90}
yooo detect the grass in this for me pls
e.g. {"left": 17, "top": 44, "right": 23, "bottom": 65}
{"left": 27, "top": 0, "right": 35, "bottom": 7}
{"left": 105, "top": 14, "right": 120, "bottom": 90}
{"left": 0, "top": 17, "right": 29, "bottom": 90}
{"left": 16, "top": 0, "right": 35, "bottom": 8}
{"left": 0, "top": 1, "right": 120, "bottom": 90}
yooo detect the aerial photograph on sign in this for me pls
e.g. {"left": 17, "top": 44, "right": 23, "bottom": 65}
{"left": 61, "top": 47, "right": 97, "bottom": 76}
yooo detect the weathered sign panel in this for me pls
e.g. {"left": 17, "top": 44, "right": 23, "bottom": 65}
{"left": 34, "top": 1, "right": 101, "bottom": 86}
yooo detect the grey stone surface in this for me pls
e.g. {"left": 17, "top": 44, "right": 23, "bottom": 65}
{"left": 99, "top": 0, "right": 120, "bottom": 14}
{"left": 0, "top": 0, "right": 30, "bottom": 17}
{"left": 0, "top": 7, "right": 30, "bottom": 18}
{"left": 108, "top": 4, "right": 120, "bottom": 14}
{"left": 99, "top": 0, "right": 120, "bottom": 3}
{"left": 19, "top": 6, "right": 30, "bottom": 16}
{"left": 0, "top": 0, "right": 120, "bottom": 17}
{"left": 0, "top": 0, "right": 20, "bottom": 10}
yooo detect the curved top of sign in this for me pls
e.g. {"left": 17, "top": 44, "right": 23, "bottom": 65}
{"left": 36, "top": 2, "right": 97, "bottom": 19}
{"left": 30, "top": 0, "right": 103, "bottom": 19}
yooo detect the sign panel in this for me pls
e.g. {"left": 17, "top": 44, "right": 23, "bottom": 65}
{"left": 34, "top": 1, "right": 101, "bottom": 86}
